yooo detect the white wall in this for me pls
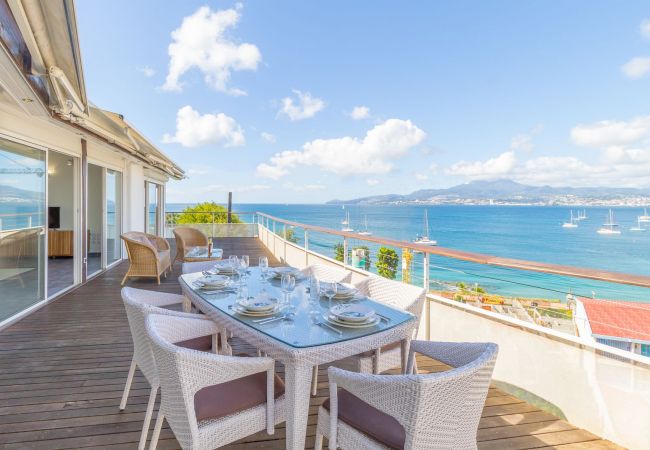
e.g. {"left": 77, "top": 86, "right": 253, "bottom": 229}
{"left": 47, "top": 151, "right": 75, "bottom": 230}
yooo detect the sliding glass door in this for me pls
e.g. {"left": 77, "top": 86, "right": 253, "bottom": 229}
{"left": 145, "top": 181, "right": 161, "bottom": 235}
{"left": 87, "top": 163, "right": 103, "bottom": 276}
{"left": 0, "top": 137, "right": 46, "bottom": 323}
{"left": 106, "top": 169, "right": 122, "bottom": 266}
{"left": 47, "top": 150, "right": 78, "bottom": 297}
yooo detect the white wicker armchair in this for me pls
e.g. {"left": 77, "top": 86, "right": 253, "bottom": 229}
{"left": 145, "top": 313, "right": 287, "bottom": 450}
{"left": 344, "top": 276, "right": 426, "bottom": 374}
{"left": 316, "top": 340, "right": 499, "bottom": 450}
{"left": 312, "top": 275, "right": 426, "bottom": 395}
{"left": 299, "top": 263, "right": 353, "bottom": 283}
{"left": 120, "top": 287, "right": 224, "bottom": 450}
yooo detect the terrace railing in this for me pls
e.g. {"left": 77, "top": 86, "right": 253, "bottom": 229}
{"left": 254, "top": 211, "right": 650, "bottom": 450}
{"left": 164, "top": 211, "right": 258, "bottom": 239}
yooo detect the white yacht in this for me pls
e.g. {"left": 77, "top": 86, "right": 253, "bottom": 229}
{"left": 357, "top": 215, "right": 373, "bottom": 236}
{"left": 597, "top": 210, "right": 621, "bottom": 235}
{"left": 562, "top": 210, "right": 578, "bottom": 228}
{"left": 413, "top": 209, "right": 437, "bottom": 246}
{"left": 638, "top": 208, "right": 650, "bottom": 223}
{"left": 341, "top": 211, "right": 353, "bottom": 232}
{"left": 631, "top": 217, "right": 646, "bottom": 232}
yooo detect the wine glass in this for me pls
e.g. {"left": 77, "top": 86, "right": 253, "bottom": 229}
{"left": 240, "top": 255, "right": 250, "bottom": 273}
{"left": 322, "top": 281, "right": 338, "bottom": 310}
{"left": 309, "top": 275, "right": 320, "bottom": 304}
{"left": 259, "top": 256, "right": 269, "bottom": 282}
{"left": 308, "top": 305, "right": 322, "bottom": 327}
{"left": 228, "top": 255, "right": 239, "bottom": 273}
{"left": 281, "top": 273, "right": 296, "bottom": 306}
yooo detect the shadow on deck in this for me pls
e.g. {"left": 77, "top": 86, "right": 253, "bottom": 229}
{"left": 0, "top": 238, "right": 622, "bottom": 449}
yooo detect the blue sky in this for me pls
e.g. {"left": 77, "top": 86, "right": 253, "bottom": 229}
{"left": 76, "top": 1, "right": 650, "bottom": 204}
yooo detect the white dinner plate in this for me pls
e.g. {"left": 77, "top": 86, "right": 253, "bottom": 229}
{"left": 329, "top": 304, "right": 375, "bottom": 323}
{"left": 326, "top": 314, "right": 380, "bottom": 328}
{"left": 231, "top": 304, "right": 280, "bottom": 317}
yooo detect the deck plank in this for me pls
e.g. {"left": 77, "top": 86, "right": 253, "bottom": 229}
{"left": 0, "top": 237, "right": 621, "bottom": 449}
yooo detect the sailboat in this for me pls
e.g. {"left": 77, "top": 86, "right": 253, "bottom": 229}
{"left": 638, "top": 208, "right": 650, "bottom": 223}
{"left": 357, "top": 215, "right": 373, "bottom": 236}
{"left": 562, "top": 210, "right": 578, "bottom": 228}
{"left": 576, "top": 209, "right": 587, "bottom": 221}
{"left": 630, "top": 217, "right": 646, "bottom": 232}
{"left": 597, "top": 210, "right": 621, "bottom": 235}
{"left": 341, "top": 211, "right": 353, "bottom": 232}
{"left": 413, "top": 209, "right": 437, "bottom": 246}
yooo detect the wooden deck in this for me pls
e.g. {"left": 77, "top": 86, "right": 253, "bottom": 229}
{"left": 0, "top": 237, "right": 623, "bottom": 449}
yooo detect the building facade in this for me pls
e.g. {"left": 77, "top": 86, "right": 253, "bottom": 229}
{"left": 0, "top": 0, "right": 183, "bottom": 328}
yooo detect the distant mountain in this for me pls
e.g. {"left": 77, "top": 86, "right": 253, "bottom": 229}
{"left": 327, "top": 179, "right": 650, "bottom": 206}
{"left": 0, "top": 184, "right": 43, "bottom": 203}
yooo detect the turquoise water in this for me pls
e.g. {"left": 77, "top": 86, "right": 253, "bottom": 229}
{"left": 168, "top": 203, "right": 650, "bottom": 303}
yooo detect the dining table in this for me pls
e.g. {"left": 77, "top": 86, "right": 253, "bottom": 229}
{"left": 180, "top": 266, "right": 417, "bottom": 450}
{"left": 182, "top": 245, "right": 224, "bottom": 262}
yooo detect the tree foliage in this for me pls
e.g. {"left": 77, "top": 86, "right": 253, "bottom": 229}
{"left": 376, "top": 247, "right": 398, "bottom": 279}
{"left": 172, "top": 202, "right": 241, "bottom": 224}
{"left": 334, "top": 243, "right": 345, "bottom": 262}
{"left": 277, "top": 226, "right": 298, "bottom": 243}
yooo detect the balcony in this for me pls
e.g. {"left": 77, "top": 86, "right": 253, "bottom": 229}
{"left": 0, "top": 235, "right": 627, "bottom": 449}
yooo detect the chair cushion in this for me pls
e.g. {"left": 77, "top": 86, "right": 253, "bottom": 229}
{"left": 194, "top": 371, "right": 285, "bottom": 422}
{"left": 323, "top": 388, "right": 405, "bottom": 450}
{"left": 175, "top": 335, "right": 215, "bottom": 352}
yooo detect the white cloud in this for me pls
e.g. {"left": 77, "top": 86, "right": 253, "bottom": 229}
{"left": 641, "top": 19, "right": 650, "bottom": 39}
{"left": 282, "top": 182, "right": 326, "bottom": 191}
{"left": 138, "top": 66, "right": 156, "bottom": 77}
{"left": 571, "top": 116, "right": 650, "bottom": 148}
{"left": 430, "top": 162, "right": 439, "bottom": 175}
{"left": 446, "top": 116, "right": 650, "bottom": 188}
{"left": 415, "top": 173, "right": 429, "bottom": 181}
{"left": 162, "top": 105, "right": 245, "bottom": 148}
{"left": 278, "top": 90, "right": 325, "bottom": 121}
{"left": 446, "top": 151, "right": 517, "bottom": 180}
{"left": 349, "top": 106, "right": 370, "bottom": 120}
{"left": 186, "top": 167, "right": 210, "bottom": 175}
{"left": 366, "top": 179, "right": 380, "bottom": 186}
{"left": 621, "top": 57, "right": 650, "bottom": 79}
{"left": 261, "top": 132, "right": 276, "bottom": 143}
{"left": 162, "top": 5, "right": 261, "bottom": 95}
{"left": 510, "top": 133, "right": 533, "bottom": 151}
{"left": 256, "top": 118, "right": 426, "bottom": 179}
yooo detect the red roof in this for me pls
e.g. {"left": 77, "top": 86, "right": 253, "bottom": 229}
{"left": 580, "top": 298, "right": 650, "bottom": 342}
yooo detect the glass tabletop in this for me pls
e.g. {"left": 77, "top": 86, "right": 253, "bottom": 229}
{"left": 181, "top": 267, "right": 415, "bottom": 349}
{"left": 185, "top": 246, "right": 224, "bottom": 259}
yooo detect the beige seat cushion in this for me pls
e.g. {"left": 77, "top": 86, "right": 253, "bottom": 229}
{"left": 323, "top": 388, "right": 405, "bottom": 450}
{"left": 194, "top": 371, "right": 285, "bottom": 423}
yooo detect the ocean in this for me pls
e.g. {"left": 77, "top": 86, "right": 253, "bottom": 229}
{"left": 167, "top": 203, "right": 650, "bottom": 303}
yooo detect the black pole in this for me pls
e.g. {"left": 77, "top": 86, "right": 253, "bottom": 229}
{"left": 227, "top": 192, "right": 232, "bottom": 223}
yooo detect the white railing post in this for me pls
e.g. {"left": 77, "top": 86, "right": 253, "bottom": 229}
{"left": 304, "top": 230, "right": 309, "bottom": 266}
{"left": 28, "top": 216, "right": 32, "bottom": 228}
{"left": 0, "top": 218, "right": 3, "bottom": 231}
{"left": 423, "top": 252, "right": 429, "bottom": 291}
{"left": 283, "top": 224, "right": 287, "bottom": 262}
{"left": 343, "top": 237, "right": 348, "bottom": 267}
{"left": 272, "top": 220, "right": 276, "bottom": 256}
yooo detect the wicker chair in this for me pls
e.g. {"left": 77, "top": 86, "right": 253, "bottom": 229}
{"left": 173, "top": 227, "right": 209, "bottom": 264}
{"left": 121, "top": 232, "right": 171, "bottom": 285}
{"left": 145, "top": 313, "right": 287, "bottom": 450}
{"left": 316, "top": 340, "right": 499, "bottom": 450}
{"left": 120, "top": 287, "right": 226, "bottom": 450}
{"left": 312, "top": 275, "right": 426, "bottom": 395}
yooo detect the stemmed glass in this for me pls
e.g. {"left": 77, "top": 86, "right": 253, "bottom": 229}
{"left": 309, "top": 275, "right": 320, "bottom": 304}
{"left": 240, "top": 255, "right": 250, "bottom": 278}
{"left": 259, "top": 256, "right": 269, "bottom": 283}
{"left": 228, "top": 255, "right": 239, "bottom": 273}
{"left": 322, "top": 280, "right": 338, "bottom": 310}
{"left": 281, "top": 273, "right": 296, "bottom": 307}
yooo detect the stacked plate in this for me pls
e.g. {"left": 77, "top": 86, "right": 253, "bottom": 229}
{"left": 326, "top": 304, "right": 380, "bottom": 328}
{"left": 232, "top": 296, "right": 279, "bottom": 317}
{"left": 193, "top": 274, "right": 232, "bottom": 291}
{"left": 332, "top": 283, "right": 358, "bottom": 301}
{"left": 268, "top": 266, "right": 301, "bottom": 279}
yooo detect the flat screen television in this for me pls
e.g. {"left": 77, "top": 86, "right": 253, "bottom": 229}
{"left": 48, "top": 206, "right": 60, "bottom": 229}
